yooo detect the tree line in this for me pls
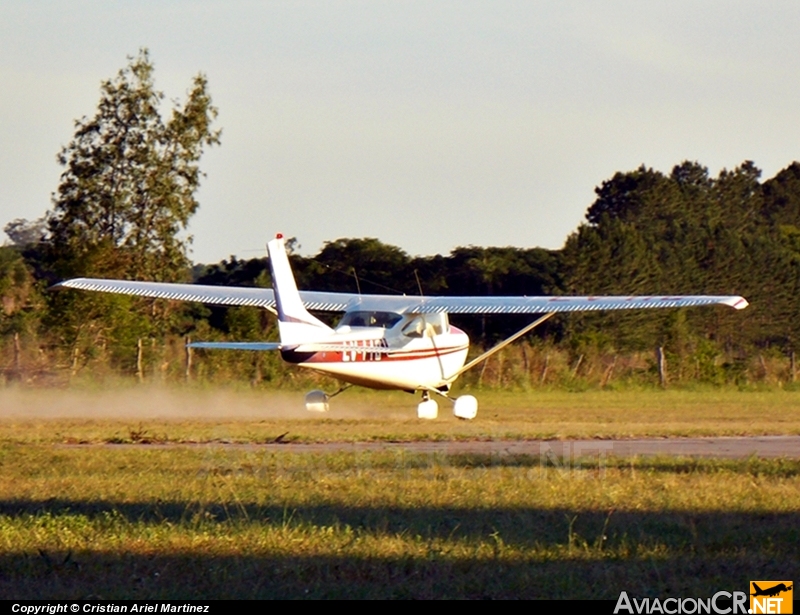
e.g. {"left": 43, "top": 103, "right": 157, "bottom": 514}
{"left": 3, "top": 52, "right": 800, "bottom": 388}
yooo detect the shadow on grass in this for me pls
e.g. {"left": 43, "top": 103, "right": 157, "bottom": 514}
{"left": 0, "top": 497, "right": 797, "bottom": 599}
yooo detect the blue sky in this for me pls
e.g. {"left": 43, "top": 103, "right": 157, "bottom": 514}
{"left": 2, "top": 1, "right": 800, "bottom": 263}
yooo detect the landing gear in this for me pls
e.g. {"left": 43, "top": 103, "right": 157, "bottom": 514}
{"left": 453, "top": 395, "right": 478, "bottom": 420}
{"left": 304, "top": 385, "right": 476, "bottom": 419}
{"left": 419, "top": 390, "right": 479, "bottom": 420}
{"left": 304, "top": 384, "right": 352, "bottom": 413}
{"left": 304, "top": 390, "right": 330, "bottom": 413}
{"left": 417, "top": 391, "right": 439, "bottom": 420}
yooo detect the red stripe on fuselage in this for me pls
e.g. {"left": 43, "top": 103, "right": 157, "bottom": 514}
{"left": 283, "top": 344, "right": 468, "bottom": 364}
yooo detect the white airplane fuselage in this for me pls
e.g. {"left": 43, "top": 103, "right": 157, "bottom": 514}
{"left": 281, "top": 314, "right": 470, "bottom": 391}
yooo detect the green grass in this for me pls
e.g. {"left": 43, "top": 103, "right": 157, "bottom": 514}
{"left": 0, "top": 444, "right": 798, "bottom": 599}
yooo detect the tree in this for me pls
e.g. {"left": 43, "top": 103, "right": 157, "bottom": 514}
{"left": 3, "top": 217, "right": 48, "bottom": 248}
{"left": 48, "top": 49, "right": 221, "bottom": 282}
{"left": 560, "top": 159, "right": 800, "bottom": 363}
{"left": 0, "top": 247, "right": 38, "bottom": 334}
{"left": 309, "top": 238, "right": 413, "bottom": 294}
{"left": 44, "top": 50, "right": 220, "bottom": 373}
{"left": 584, "top": 165, "right": 669, "bottom": 226}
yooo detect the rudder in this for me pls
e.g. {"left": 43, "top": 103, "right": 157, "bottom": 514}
{"left": 267, "top": 234, "right": 333, "bottom": 345}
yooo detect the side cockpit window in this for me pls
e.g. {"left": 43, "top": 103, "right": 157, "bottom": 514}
{"left": 338, "top": 311, "right": 403, "bottom": 329}
{"left": 401, "top": 313, "right": 448, "bottom": 338}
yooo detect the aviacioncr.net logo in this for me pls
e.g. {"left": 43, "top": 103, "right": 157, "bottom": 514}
{"left": 614, "top": 591, "right": 749, "bottom": 614}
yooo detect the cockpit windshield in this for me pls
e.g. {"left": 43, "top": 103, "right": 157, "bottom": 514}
{"left": 338, "top": 311, "right": 404, "bottom": 329}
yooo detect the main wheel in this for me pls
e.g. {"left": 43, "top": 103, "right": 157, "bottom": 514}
{"left": 304, "top": 390, "right": 330, "bottom": 413}
{"left": 453, "top": 395, "right": 477, "bottom": 420}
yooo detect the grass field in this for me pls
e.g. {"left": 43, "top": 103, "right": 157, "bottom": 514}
{"left": 0, "top": 386, "right": 798, "bottom": 599}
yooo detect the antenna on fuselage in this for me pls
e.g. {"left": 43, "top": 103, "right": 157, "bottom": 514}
{"left": 351, "top": 267, "right": 362, "bottom": 295}
{"left": 413, "top": 269, "right": 424, "bottom": 296}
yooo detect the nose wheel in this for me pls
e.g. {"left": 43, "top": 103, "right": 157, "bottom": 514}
{"left": 417, "top": 391, "right": 439, "bottom": 420}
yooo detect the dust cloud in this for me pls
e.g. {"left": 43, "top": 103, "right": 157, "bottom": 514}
{"left": 0, "top": 386, "right": 408, "bottom": 421}
{"left": 0, "top": 387, "right": 301, "bottom": 420}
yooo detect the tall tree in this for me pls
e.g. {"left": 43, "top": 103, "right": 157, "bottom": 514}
{"left": 48, "top": 49, "right": 221, "bottom": 282}
{"left": 45, "top": 50, "right": 220, "bottom": 372}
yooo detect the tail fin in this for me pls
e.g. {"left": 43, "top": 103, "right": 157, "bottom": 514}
{"left": 267, "top": 234, "right": 333, "bottom": 345}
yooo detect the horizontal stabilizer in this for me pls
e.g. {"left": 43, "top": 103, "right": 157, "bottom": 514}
{"left": 187, "top": 342, "right": 282, "bottom": 351}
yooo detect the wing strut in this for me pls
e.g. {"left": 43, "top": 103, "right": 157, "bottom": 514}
{"left": 445, "top": 313, "right": 555, "bottom": 383}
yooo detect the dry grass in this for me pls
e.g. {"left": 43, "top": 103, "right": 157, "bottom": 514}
{"left": 0, "top": 444, "right": 797, "bottom": 599}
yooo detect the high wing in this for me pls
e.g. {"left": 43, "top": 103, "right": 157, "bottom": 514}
{"left": 52, "top": 278, "right": 279, "bottom": 309}
{"left": 53, "top": 278, "right": 748, "bottom": 314}
{"left": 388, "top": 294, "right": 748, "bottom": 314}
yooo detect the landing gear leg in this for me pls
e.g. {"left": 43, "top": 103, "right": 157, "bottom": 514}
{"left": 417, "top": 390, "right": 439, "bottom": 420}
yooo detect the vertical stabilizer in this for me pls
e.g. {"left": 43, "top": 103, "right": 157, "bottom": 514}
{"left": 267, "top": 234, "right": 333, "bottom": 344}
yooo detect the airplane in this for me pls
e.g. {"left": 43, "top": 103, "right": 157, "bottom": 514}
{"left": 53, "top": 234, "right": 749, "bottom": 420}
{"left": 751, "top": 583, "right": 792, "bottom": 598}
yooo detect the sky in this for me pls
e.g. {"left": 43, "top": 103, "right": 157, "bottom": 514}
{"left": 2, "top": 1, "right": 800, "bottom": 263}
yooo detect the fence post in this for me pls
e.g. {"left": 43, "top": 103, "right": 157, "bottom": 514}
{"left": 185, "top": 336, "right": 192, "bottom": 383}
{"left": 520, "top": 345, "right": 529, "bottom": 386}
{"left": 571, "top": 354, "right": 584, "bottom": 378}
{"left": 136, "top": 338, "right": 144, "bottom": 383}
{"left": 601, "top": 356, "right": 617, "bottom": 388}
{"left": 70, "top": 346, "right": 80, "bottom": 379}
{"left": 252, "top": 353, "right": 262, "bottom": 387}
{"left": 656, "top": 346, "right": 667, "bottom": 388}
{"left": 13, "top": 332, "right": 21, "bottom": 378}
{"left": 478, "top": 356, "right": 489, "bottom": 387}
{"left": 758, "top": 354, "right": 768, "bottom": 380}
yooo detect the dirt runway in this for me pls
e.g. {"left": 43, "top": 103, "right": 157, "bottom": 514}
{"left": 93, "top": 435, "right": 800, "bottom": 459}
